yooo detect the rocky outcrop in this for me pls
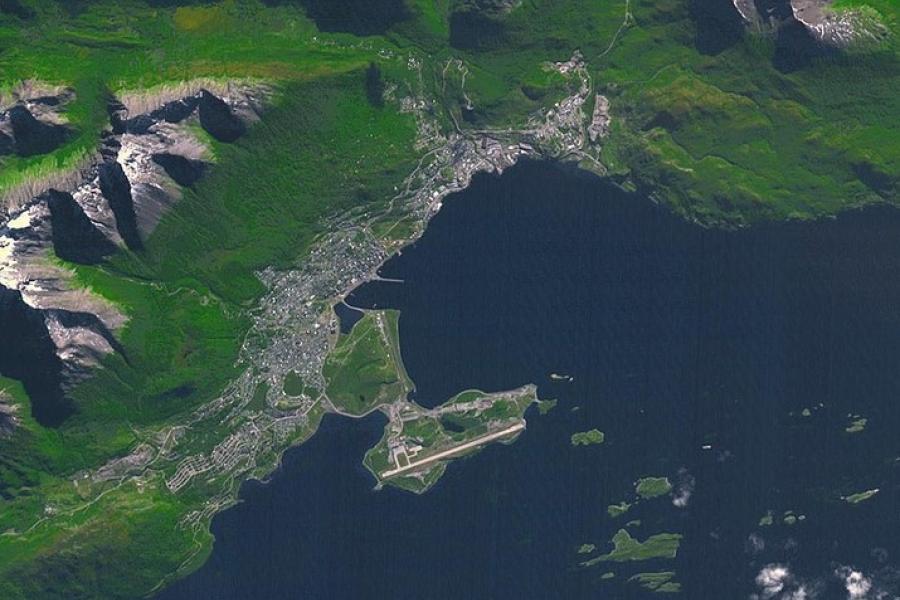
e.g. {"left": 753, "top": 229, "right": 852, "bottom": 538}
{"left": 0, "top": 278, "right": 127, "bottom": 427}
{"left": 198, "top": 90, "right": 246, "bottom": 142}
{"left": 117, "top": 121, "right": 210, "bottom": 235}
{"left": 0, "top": 82, "right": 269, "bottom": 426}
{"left": 106, "top": 83, "right": 266, "bottom": 236}
{"left": 0, "top": 284, "right": 71, "bottom": 427}
{"left": 45, "top": 307, "right": 128, "bottom": 369}
{"left": 151, "top": 153, "right": 206, "bottom": 187}
{"left": 0, "top": 197, "right": 127, "bottom": 331}
{"left": 45, "top": 189, "right": 118, "bottom": 264}
{"left": 6, "top": 105, "right": 68, "bottom": 157}
{"left": 455, "top": 0, "right": 521, "bottom": 13}
{"left": 0, "top": 85, "right": 73, "bottom": 158}
{"left": 98, "top": 161, "right": 143, "bottom": 251}
{"left": 731, "top": 0, "right": 888, "bottom": 47}
{"left": 0, "top": 392, "right": 18, "bottom": 437}
{"left": 113, "top": 95, "right": 199, "bottom": 135}
{"left": 732, "top": 0, "right": 805, "bottom": 28}
{"left": 791, "top": 0, "right": 889, "bottom": 47}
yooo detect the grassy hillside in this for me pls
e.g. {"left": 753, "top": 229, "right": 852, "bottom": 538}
{"left": 324, "top": 310, "right": 412, "bottom": 416}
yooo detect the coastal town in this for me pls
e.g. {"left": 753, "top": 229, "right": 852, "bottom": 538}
{"left": 54, "top": 47, "right": 602, "bottom": 535}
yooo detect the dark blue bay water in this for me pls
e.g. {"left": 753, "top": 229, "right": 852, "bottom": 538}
{"left": 161, "top": 160, "right": 900, "bottom": 599}
{"left": 334, "top": 300, "right": 365, "bottom": 334}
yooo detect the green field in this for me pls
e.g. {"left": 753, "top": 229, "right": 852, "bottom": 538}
{"left": 282, "top": 371, "right": 305, "bottom": 397}
{"left": 324, "top": 310, "right": 413, "bottom": 415}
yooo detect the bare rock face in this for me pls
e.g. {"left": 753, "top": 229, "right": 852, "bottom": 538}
{"left": 732, "top": 0, "right": 762, "bottom": 24}
{"left": 463, "top": 0, "right": 521, "bottom": 13}
{"left": 791, "top": 0, "right": 889, "bottom": 47}
{"left": 105, "top": 83, "right": 266, "bottom": 238}
{"left": 7, "top": 105, "right": 68, "bottom": 157}
{"left": 117, "top": 121, "right": 210, "bottom": 236}
{"left": 0, "top": 82, "right": 268, "bottom": 426}
{"left": 98, "top": 161, "right": 143, "bottom": 251}
{"left": 731, "top": 0, "right": 801, "bottom": 27}
{"left": 45, "top": 189, "right": 118, "bottom": 264}
{"left": 45, "top": 308, "right": 126, "bottom": 370}
{"left": 0, "top": 84, "right": 74, "bottom": 158}
{"left": 0, "top": 198, "right": 126, "bottom": 330}
{"left": 0, "top": 192, "right": 125, "bottom": 426}
{"left": 0, "top": 392, "right": 19, "bottom": 438}
{"left": 71, "top": 180, "right": 125, "bottom": 248}
{"left": 198, "top": 89, "right": 246, "bottom": 142}
{"left": 151, "top": 153, "right": 206, "bottom": 187}
{"left": 0, "top": 283, "right": 72, "bottom": 426}
{"left": 731, "top": 0, "right": 887, "bottom": 47}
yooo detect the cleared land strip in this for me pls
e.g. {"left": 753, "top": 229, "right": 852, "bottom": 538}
{"left": 380, "top": 421, "right": 526, "bottom": 479}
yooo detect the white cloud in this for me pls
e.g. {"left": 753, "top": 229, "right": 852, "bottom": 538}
{"left": 836, "top": 567, "right": 873, "bottom": 599}
{"left": 757, "top": 564, "right": 792, "bottom": 599}
{"left": 786, "top": 587, "right": 809, "bottom": 600}
{"left": 672, "top": 486, "right": 691, "bottom": 507}
{"left": 753, "top": 565, "right": 820, "bottom": 600}
{"left": 672, "top": 468, "right": 695, "bottom": 508}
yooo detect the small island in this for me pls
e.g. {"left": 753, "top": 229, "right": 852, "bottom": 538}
{"left": 581, "top": 529, "right": 682, "bottom": 566}
{"left": 324, "top": 309, "right": 542, "bottom": 494}
{"left": 845, "top": 415, "right": 868, "bottom": 434}
{"left": 607, "top": 501, "right": 632, "bottom": 519}
{"left": 361, "top": 385, "right": 539, "bottom": 494}
{"left": 571, "top": 429, "right": 605, "bottom": 446}
{"left": 635, "top": 477, "right": 672, "bottom": 499}
{"left": 629, "top": 571, "right": 680, "bottom": 593}
{"left": 550, "top": 373, "right": 574, "bottom": 382}
{"left": 844, "top": 489, "right": 879, "bottom": 504}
